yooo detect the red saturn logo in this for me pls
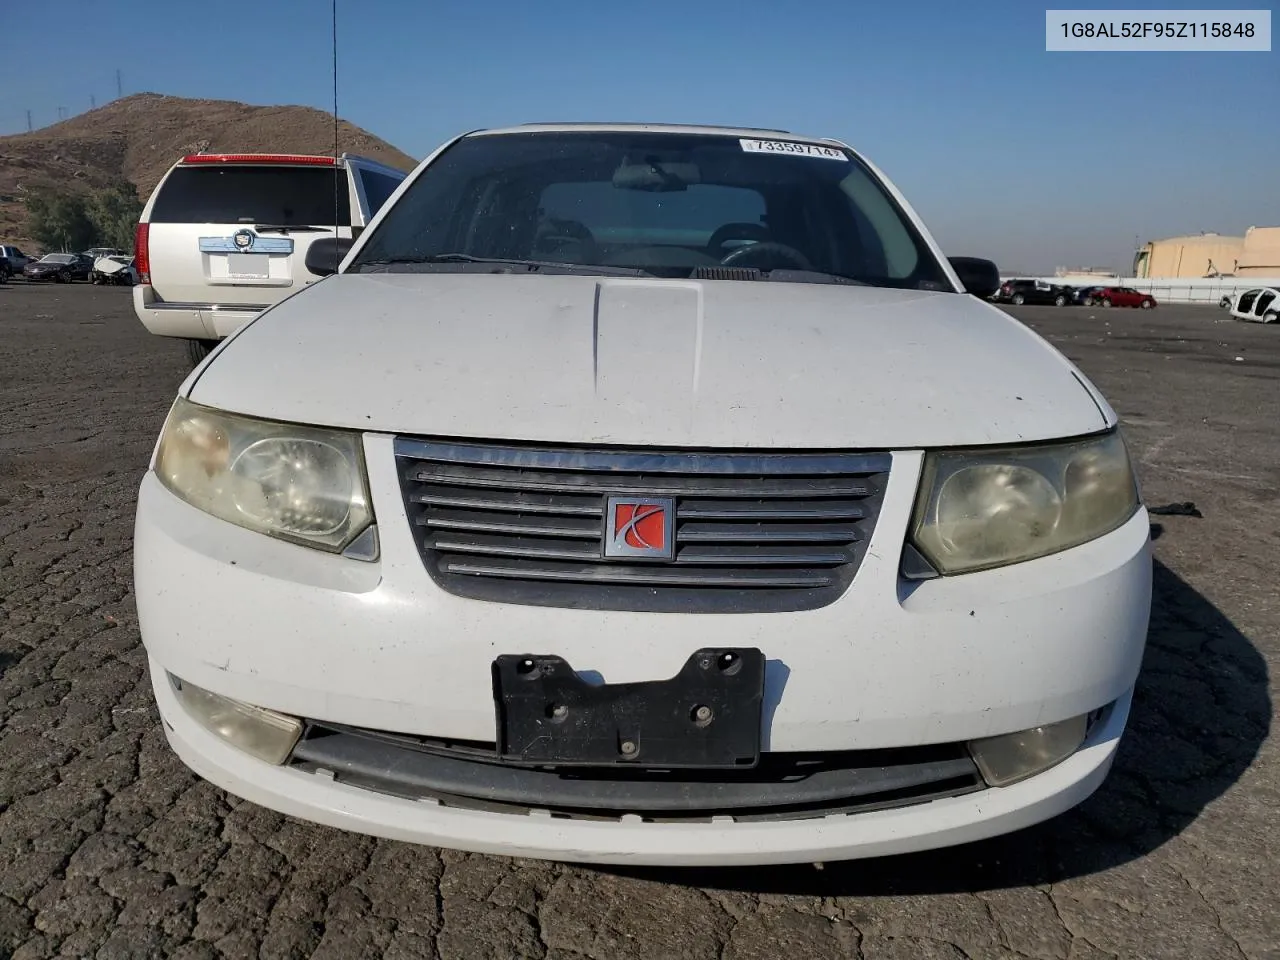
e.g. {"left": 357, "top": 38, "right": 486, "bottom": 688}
{"left": 603, "top": 496, "right": 675, "bottom": 561}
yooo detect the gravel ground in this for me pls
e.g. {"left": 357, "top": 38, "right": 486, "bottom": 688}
{"left": 1, "top": 283, "right": 1276, "bottom": 960}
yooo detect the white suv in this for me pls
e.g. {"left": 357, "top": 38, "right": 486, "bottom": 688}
{"left": 133, "top": 152, "right": 406, "bottom": 365}
{"left": 134, "top": 124, "right": 1151, "bottom": 866}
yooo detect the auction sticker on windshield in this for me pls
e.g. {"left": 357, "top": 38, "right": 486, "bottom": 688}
{"left": 739, "top": 138, "right": 848, "bottom": 160}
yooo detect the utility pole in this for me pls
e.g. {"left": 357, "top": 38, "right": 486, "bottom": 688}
{"left": 91, "top": 94, "right": 96, "bottom": 109}
{"left": 57, "top": 106, "right": 67, "bottom": 120}
{"left": 26, "top": 110, "right": 32, "bottom": 132}
{"left": 116, "top": 69, "right": 123, "bottom": 98}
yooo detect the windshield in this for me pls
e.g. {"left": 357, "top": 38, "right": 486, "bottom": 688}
{"left": 350, "top": 131, "right": 952, "bottom": 290}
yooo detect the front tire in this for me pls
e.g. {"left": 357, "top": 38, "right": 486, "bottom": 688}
{"left": 1140, "top": 299, "right": 1154, "bottom": 309}
{"left": 1011, "top": 293, "right": 1025, "bottom": 305}
{"left": 1100, "top": 298, "right": 1113, "bottom": 308}
{"left": 186, "top": 338, "right": 219, "bottom": 367}
{"left": 1054, "top": 294, "right": 1067, "bottom": 306}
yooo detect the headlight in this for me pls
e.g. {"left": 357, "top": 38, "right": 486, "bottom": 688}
{"left": 910, "top": 430, "right": 1138, "bottom": 575}
{"left": 155, "top": 397, "right": 373, "bottom": 553}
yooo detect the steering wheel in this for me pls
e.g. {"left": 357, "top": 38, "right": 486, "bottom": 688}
{"left": 707, "top": 222, "right": 770, "bottom": 255}
{"left": 720, "top": 241, "right": 814, "bottom": 271}
{"left": 534, "top": 217, "right": 599, "bottom": 261}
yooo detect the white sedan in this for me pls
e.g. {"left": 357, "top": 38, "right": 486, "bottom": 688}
{"left": 133, "top": 122, "right": 1152, "bottom": 867}
{"left": 1225, "top": 287, "right": 1279, "bottom": 323}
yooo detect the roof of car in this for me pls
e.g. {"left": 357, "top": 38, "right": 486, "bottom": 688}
{"left": 469, "top": 122, "right": 846, "bottom": 146}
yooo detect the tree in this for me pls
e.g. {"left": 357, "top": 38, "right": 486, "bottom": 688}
{"left": 24, "top": 190, "right": 97, "bottom": 252}
{"left": 88, "top": 182, "right": 144, "bottom": 252}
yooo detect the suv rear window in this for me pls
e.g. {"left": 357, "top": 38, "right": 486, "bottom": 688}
{"left": 149, "top": 165, "right": 352, "bottom": 226}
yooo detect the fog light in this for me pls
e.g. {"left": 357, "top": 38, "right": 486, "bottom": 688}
{"left": 968, "top": 713, "right": 1090, "bottom": 787}
{"left": 170, "top": 674, "right": 302, "bottom": 765}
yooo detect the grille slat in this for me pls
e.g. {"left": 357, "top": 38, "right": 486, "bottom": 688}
{"left": 679, "top": 499, "right": 866, "bottom": 521}
{"left": 675, "top": 546, "right": 851, "bottom": 565}
{"left": 677, "top": 522, "right": 860, "bottom": 544}
{"left": 395, "top": 439, "right": 890, "bottom": 614}
{"left": 411, "top": 463, "right": 873, "bottom": 499}
{"left": 444, "top": 558, "right": 835, "bottom": 588}
{"left": 414, "top": 487, "right": 603, "bottom": 517}
{"left": 420, "top": 509, "right": 601, "bottom": 540}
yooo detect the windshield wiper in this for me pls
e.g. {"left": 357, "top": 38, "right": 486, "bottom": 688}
{"left": 756, "top": 269, "right": 870, "bottom": 287}
{"left": 253, "top": 224, "right": 330, "bottom": 234}
{"left": 352, "top": 254, "right": 656, "bottom": 277}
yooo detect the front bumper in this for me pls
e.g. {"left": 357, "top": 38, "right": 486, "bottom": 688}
{"left": 135, "top": 436, "right": 1152, "bottom": 863}
{"left": 153, "top": 659, "right": 1131, "bottom": 865}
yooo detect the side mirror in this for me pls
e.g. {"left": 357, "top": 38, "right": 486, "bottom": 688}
{"left": 305, "top": 237, "right": 356, "bottom": 277}
{"left": 948, "top": 257, "right": 1001, "bottom": 299}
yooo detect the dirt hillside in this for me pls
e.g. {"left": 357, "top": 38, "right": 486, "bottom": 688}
{"left": 0, "top": 93, "right": 417, "bottom": 250}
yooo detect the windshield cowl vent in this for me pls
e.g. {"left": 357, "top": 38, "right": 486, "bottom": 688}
{"left": 689, "top": 266, "right": 762, "bottom": 282}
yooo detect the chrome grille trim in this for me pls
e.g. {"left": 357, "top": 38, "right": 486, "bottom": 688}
{"left": 394, "top": 438, "right": 891, "bottom": 613}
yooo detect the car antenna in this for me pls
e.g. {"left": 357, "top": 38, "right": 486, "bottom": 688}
{"left": 331, "top": 0, "right": 340, "bottom": 275}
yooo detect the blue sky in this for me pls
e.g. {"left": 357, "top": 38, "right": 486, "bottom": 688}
{"left": 1, "top": 0, "right": 1276, "bottom": 273}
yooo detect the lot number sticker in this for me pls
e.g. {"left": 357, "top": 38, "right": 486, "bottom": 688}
{"left": 739, "top": 138, "right": 848, "bottom": 160}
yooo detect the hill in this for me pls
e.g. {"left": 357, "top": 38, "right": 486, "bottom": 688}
{"left": 0, "top": 93, "right": 418, "bottom": 250}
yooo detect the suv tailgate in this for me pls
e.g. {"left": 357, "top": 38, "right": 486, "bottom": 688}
{"left": 146, "top": 162, "right": 352, "bottom": 307}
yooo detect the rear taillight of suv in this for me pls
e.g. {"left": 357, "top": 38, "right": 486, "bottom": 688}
{"left": 134, "top": 223, "right": 150, "bottom": 284}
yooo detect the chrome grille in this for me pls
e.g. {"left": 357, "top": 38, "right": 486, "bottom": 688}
{"left": 394, "top": 439, "right": 891, "bottom": 613}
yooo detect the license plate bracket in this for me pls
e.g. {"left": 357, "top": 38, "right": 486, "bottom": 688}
{"left": 492, "top": 648, "right": 765, "bottom": 768}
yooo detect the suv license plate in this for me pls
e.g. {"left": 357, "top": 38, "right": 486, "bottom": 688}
{"left": 226, "top": 253, "right": 269, "bottom": 279}
{"left": 492, "top": 648, "right": 765, "bottom": 768}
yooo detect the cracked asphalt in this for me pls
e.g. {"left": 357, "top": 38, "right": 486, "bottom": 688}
{"left": 1, "top": 282, "right": 1276, "bottom": 959}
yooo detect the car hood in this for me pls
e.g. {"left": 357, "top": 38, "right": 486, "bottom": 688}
{"left": 187, "top": 273, "right": 1114, "bottom": 449}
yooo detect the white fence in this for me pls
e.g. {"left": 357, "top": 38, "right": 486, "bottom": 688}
{"left": 1006, "top": 276, "right": 1280, "bottom": 304}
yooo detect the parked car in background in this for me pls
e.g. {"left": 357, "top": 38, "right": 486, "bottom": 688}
{"left": 1074, "top": 285, "right": 1106, "bottom": 306}
{"left": 1094, "top": 286, "right": 1156, "bottom": 309}
{"left": 92, "top": 254, "right": 138, "bottom": 286}
{"left": 135, "top": 122, "right": 1150, "bottom": 868}
{"left": 1227, "top": 287, "right": 1279, "bottom": 323}
{"left": 23, "top": 252, "right": 93, "bottom": 282}
{"left": 1, "top": 244, "right": 35, "bottom": 279}
{"left": 84, "top": 246, "right": 126, "bottom": 261}
{"left": 996, "top": 278, "right": 1075, "bottom": 306}
{"left": 132, "top": 151, "right": 408, "bottom": 366}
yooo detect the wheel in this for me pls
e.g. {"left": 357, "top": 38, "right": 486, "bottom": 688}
{"left": 1264, "top": 311, "right": 1279, "bottom": 324}
{"left": 186, "top": 338, "right": 219, "bottom": 367}
{"left": 1054, "top": 294, "right": 1067, "bottom": 306}
{"left": 1011, "top": 293, "right": 1025, "bottom": 305}
{"left": 1220, "top": 297, "right": 1231, "bottom": 309}
{"left": 1140, "top": 299, "right": 1154, "bottom": 309}
{"left": 58, "top": 269, "right": 71, "bottom": 283}
{"left": 1100, "top": 298, "right": 1113, "bottom": 307}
